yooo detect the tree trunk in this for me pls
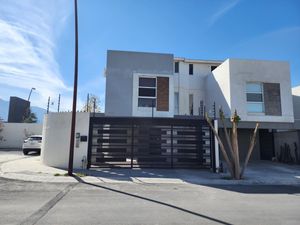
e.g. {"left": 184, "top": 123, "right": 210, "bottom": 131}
{"left": 205, "top": 115, "right": 234, "bottom": 177}
{"left": 232, "top": 121, "right": 240, "bottom": 179}
{"left": 240, "top": 123, "right": 259, "bottom": 178}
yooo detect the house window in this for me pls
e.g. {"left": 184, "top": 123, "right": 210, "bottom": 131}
{"left": 189, "top": 64, "right": 193, "bottom": 75}
{"left": 138, "top": 77, "right": 156, "bottom": 107}
{"left": 174, "top": 62, "right": 179, "bottom": 73}
{"left": 174, "top": 92, "right": 179, "bottom": 115}
{"left": 246, "top": 82, "right": 264, "bottom": 113}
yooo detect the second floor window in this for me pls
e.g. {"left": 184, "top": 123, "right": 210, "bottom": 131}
{"left": 246, "top": 82, "right": 264, "bottom": 113}
{"left": 138, "top": 77, "right": 156, "bottom": 107}
{"left": 174, "top": 62, "right": 179, "bottom": 73}
{"left": 189, "top": 64, "right": 193, "bottom": 75}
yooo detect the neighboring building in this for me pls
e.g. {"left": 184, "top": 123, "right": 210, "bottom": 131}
{"left": 7, "top": 96, "right": 30, "bottom": 123}
{"left": 105, "top": 50, "right": 299, "bottom": 161}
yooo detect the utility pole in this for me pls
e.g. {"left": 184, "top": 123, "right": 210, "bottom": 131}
{"left": 57, "top": 94, "right": 61, "bottom": 112}
{"left": 47, "top": 97, "right": 50, "bottom": 114}
{"left": 68, "top": 0, "right": 79, "bottom": 176}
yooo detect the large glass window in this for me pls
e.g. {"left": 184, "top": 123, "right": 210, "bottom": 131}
{"left": 246, "top": 82, "right": 264, "bottom": 113}
{"left": 138, "top": 77, "right": 156, "bottom": 107}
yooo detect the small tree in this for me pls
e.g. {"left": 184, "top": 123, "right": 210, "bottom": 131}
{"left": 206, "top": 109, "right": 259, "bottom": 180}
{"left": 23, "top": 108, "right": 37, "bottom": 123}
{"left": 82, "top": 94, "right": 101, "bottom": 112}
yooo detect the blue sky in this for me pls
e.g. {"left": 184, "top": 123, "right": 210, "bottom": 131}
{"left": 0, "top": 0, "right": 300, "bottom": 111}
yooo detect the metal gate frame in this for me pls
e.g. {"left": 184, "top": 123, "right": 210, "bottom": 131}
{"left": 87, "top": 116, "right": 213, "bottom": 169}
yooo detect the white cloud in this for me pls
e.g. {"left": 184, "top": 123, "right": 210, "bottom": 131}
{"left": 0, "top": 0, "right": 77, "bottom": 111}
{"left": 208, "top": 0, "right": 240, "bottom": 26}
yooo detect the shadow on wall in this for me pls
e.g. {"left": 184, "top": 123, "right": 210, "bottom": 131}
{"left": 205, "top": 74, "right": 231, "bottom": 118}
{"left": 293, "top": 95, "right": 300, "bottom": 121}
{"left": 274, "top": 131, "right": 300, "bottom": 164}
{"left": 218, "top": 128, "right": 261, "bottom": 162}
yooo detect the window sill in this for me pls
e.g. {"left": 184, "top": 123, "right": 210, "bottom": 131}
{"left": 247, "top": 112, "right": 265, "bottom": 116}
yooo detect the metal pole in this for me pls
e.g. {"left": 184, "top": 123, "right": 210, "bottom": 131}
{"left": 214, "top": 119, "right": 220, "bottom": 173}
{"left": 57, "top": 94, "right": 61, "bottom": 112}
{"left": 68, "top": 0, "right": 79, "bottom": 176}
{"left": 27, "top": 87, "right": 35, "bottom": 101}
{"left": 47, "top": 97, "right": 50, "bottom": 114}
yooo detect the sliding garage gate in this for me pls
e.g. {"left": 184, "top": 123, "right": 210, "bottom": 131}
{"left": 87, "top": 117, "right": 213, "bottom": 169}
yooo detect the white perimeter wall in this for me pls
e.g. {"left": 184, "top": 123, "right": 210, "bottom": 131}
{"left": 0, "top": 123, "right": 42, "bottom": 149}
{"left": 41, "top": 112, "right": 90, "bottom": 169}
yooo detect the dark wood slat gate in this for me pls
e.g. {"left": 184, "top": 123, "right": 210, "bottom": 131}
{"left": 87, "top": 117, "right": 212, "bottom": 169}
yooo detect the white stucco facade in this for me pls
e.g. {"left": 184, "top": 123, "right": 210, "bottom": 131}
{"left": 205, "top": 60, "right": 231, "bottom": 117}
{"left": 41, "top": 112, "right": 90, "bottom": 169}
{"left": 132, "top": 73, "right": 174, "bottom": 117}
{"left": 105, "top": 50, "right": 295, "bottom": 125}
{"left": 230, "top": 59, "right": 292, "bottom": 122}
{"left": 174, "top": 58, "right": 221, "bottom": 116}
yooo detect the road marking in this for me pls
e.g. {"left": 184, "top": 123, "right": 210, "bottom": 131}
{"left": 19, "top": 183, "right": 77, "bottom": 225}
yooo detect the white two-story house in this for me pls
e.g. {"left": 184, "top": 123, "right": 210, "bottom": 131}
{"left": 105, "top": 50, "right": 299, "bottom": 161}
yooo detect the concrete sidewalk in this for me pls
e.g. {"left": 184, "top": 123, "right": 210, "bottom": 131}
{"left": 1, "top": 152, "right": 300, "bottom": 185}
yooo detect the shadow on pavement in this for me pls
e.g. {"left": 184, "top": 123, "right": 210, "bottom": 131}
{"left": 72, "top": 166, "right": 300, "bottom": 194}
{"left": 73, "top": 175, "right": 232, "bottom": 225}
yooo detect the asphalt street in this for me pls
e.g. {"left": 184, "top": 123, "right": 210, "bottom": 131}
{"left": 0, "top": 151, "right": 300, "bottom": 225}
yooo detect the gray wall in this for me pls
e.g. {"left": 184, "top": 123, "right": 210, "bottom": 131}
{"left": 105, "top": 50, "right": 174, "bottom": 116}
{"left": 219, "top": 128, "right": 261, "bottom": 162}
{"left": 293, "top": 95, "right": 300, "bottom": 120}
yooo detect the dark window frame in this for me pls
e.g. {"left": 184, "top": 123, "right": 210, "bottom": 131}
{"left": 189, "top": 64, "right": 193, "bottom": 75}
{"left": 138, "top": 77, "right": 156, "bottom": 108}
{"left": 174, "top": 62, "right": 179, "bottom": 73}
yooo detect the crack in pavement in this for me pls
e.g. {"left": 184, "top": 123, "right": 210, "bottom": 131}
{"left": 19, "top": 183, "right": 78, "bottom": 225}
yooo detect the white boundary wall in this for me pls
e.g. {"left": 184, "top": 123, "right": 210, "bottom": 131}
{"left": 0, "top": 123, "right": 42, "bottom": 149}
{"left": 41, "top": 112, "right": 90, "bottom": 169}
